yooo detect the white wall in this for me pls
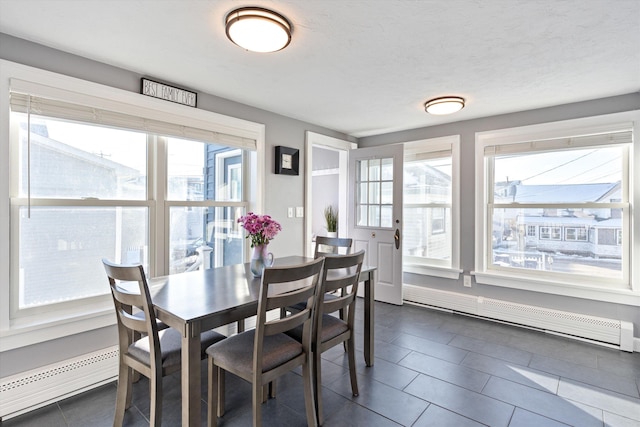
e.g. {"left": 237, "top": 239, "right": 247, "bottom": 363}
{"left": 311, "top": 146, "right": 340, "bottom": 237}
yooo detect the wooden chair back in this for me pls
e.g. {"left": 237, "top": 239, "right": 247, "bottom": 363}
{"left": 103, "top": 259, "right": 163, "bottom": 376}
{"left": 314, "top": 236, "right": 353, "bottom": 258}
{"left": 316, "top": 250, "right": 365, "bottom": 337}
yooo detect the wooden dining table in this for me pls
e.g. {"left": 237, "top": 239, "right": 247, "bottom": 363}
{"left": 148, "top": 255, "right": 376, "bottom": 427}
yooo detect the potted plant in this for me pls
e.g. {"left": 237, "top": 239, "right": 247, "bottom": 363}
{"left": 323, "top": 205, "right": 338, "bottom": 237}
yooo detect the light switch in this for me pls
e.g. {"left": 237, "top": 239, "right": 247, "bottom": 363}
{"left": 287, "top": 207, "right": 294, "bottom": 218}
{"left": 296, "top": 207, "right": 304, "bottom": 218}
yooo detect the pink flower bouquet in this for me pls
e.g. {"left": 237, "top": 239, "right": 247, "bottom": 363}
{"left": 237, "top": 212, "right": 282, "bottom": 247}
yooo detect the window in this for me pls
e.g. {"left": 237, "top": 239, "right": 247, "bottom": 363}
{"left": 539, "top": 226, "right": 562, "bottom": 240}
{"left": 476, "top": 113, "right": 637, "bottom": 295}
{"left": 431, "top": 208, "right": 446, "bottom": 234}
{"left": 356, "top": 158, "right": 393, "bottom": 228}
{"left": 565, "top": 227, "right": 588, "bottom": 242}
{"left": 12, "top": 117, "right": 149, "bottom": 311}
{"left": 10, "top": 114, "right": 251, "bottom": 317}
{"left": 167, "top": 138, "right": 245, "bottom": 273}
{"left": 403, "top": 136, "right": 460, "bottom": 276}
{"left": 1, "top": 62, "right": 265, "bottom": 349}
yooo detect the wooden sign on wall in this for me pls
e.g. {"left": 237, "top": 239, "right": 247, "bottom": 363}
{"left": 141, "top": 78, "right": 197, "bottom": 107}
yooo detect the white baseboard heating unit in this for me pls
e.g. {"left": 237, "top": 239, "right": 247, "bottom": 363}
{"left": 403, "top": 285, "right": 634, "bottom": 352}
{"left": 0, "top": 346, "right": 119, "bottom": 421}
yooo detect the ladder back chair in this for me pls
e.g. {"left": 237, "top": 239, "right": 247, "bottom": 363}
{"left": 205, "top": 257, "right": 325, "bottom": 427}
{"left": 103, "top": 259, "right": 226, "bottom": 427}
{"left": 286, "top": 250, "right": 365, "bottom": 425}
{"left": 314, "top": 236, "right": 353, "bottom": 258}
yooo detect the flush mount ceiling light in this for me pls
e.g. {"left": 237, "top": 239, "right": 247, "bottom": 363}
{"left": 424, "top": 96, "right": 465, "bottom": 115}
{"left": 225, "top": 7, "right": 292, "bottom": 53}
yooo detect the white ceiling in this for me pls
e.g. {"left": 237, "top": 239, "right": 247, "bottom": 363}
{"left": 1, "top": 0, "right": 639, "bottom": 138}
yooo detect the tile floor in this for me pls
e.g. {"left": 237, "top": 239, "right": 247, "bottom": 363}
{"left": 3, "top": 301, "right": 640, "bottom": 426}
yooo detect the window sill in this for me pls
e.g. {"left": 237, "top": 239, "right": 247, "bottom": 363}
{"left": 0, "top": 308, "right": 115, "bottom": 352}
{"left": 404, "top": 264, "right": 462, "bottom": 280}
{"left": 473, "top": 271, "right": 640, "bottom": 306}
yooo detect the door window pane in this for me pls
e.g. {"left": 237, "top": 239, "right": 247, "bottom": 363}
{"left": 357, "top": 205, "right": 368, "bottom": 226}
{"left": 356, "top": 157, "right": 394, "bottom": 228}
{"left": 368, "top": 205, "right": 380, "bottom": 227}
{"left": 368, "top": 159, "right": 380, "bottom": 181}
{"left": 381, "top": 205, "right": 393, "bottom": 228}
{"left": 359, "top": 183, "right": 368, "bottom": 204}
{"left": 369, "top": 182, "right": 380, "bottom": 204}
{"left": 381, "top": 182, "right": 393, "bottom": 204}
{"left": 381, "top": 158, "right": 393, "bottom": 180}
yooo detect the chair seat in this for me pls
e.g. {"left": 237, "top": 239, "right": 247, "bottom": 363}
{"left": 129, "top": 328, "right": 225, "bottom": 368}
{"left": 206, "top": 330, "right": 303, "bottom": 374}
{"left": 287, "top": 314, "right": 348, "bottom": 345}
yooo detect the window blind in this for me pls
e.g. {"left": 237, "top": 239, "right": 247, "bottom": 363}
{"left": 9, "top": 80, "right": 256, "bottom": 150}
{"left": 405, "top": 148, "right": 452, "bottom": 162}
{"left": 484, "top": 131, "right": 632, "bottom": 156}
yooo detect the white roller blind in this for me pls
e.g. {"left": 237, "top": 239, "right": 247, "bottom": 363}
{"left": 484, "top": 131, "right": 632, "bottom": 156}
{"left": 9, "top": 80, "right": 256, "bottom": 150}
{"left": 405, "top": 148, "right": 452, "bottom": 162}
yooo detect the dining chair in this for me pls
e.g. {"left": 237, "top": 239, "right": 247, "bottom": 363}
{"left": 205, "top": 257, "right": 325, "bottom": 427}
{"left": 102, "top": 259, "right": 226, "bottom": 427}
{"left": 286, "top": 250, "right": 365, "bottom": 425}
{"left": 314, "top": 236, "right": 353, "bottom": 258}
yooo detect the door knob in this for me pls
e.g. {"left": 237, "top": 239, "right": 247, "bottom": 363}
{"left": 394, "top": 229, "right": 400, "bottom": 249}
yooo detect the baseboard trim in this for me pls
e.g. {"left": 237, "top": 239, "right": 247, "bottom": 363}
{"left": 0, "top": 346, "right": 119, "bottom": 421}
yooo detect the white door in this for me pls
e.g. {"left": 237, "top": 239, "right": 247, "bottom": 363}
{"left": 349, "top": 144, "right": 403, "bottom": 305}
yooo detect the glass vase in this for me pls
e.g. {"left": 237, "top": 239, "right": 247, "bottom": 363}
{"left": 250, "top": 244, "right": 274, "bottom": 277}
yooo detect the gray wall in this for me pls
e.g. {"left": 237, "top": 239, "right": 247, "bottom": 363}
{"left": 0, "top": 33, "right": 354, "bottom": 377}
{"left": 359, "top": 93, "right": 640, "bottom": 339}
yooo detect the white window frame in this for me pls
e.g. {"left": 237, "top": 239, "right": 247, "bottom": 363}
{"left": 403, "top": 135, "right": 461, "bottom": 280}
{"left": 474, "top": 111, "right": 640, "bottom": 305}
{"left": 0, "top": 60, "right": 266, "bottom": 351}
{"left": 526, "top": 225, "right": 536, "bottom": 237}
{"left": 565, "top": 227, "right": 588, "bottom": 242}
{"left": 540, "top": 226, "right": 562, "bottom": 241}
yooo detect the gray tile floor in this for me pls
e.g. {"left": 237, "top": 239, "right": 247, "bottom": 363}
{"left": 3, "top": 301, "right": 640, "bottom": 426}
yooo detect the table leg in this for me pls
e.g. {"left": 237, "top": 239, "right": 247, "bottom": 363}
{"left": 182, "top": 323, "right": 202, "bottom": 426}
{"left": 364, "top": 270, "right": 375, "bottom": 366}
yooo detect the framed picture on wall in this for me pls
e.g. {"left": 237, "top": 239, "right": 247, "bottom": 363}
{"left": 275, "top": 146, "right": 299, "bottom": 175}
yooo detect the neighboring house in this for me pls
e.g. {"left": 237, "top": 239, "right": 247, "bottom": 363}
{"left": 20, "top": 126, "right": 145, "bottom": 306}
{"left": 494, "top": 181, "right": 622, "bottom": 262}
{"left": 403, "top": 161, "right": 452, "bottom": 260}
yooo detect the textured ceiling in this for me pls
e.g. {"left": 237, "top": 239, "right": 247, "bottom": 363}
{"left": 1, "top": 0, "right": 639, "bottom": 137}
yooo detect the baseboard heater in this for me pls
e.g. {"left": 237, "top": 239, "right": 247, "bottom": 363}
{"left": 0, "top": 346, "right": 119, "bottom": 421}
{"left": 403, "top": 285, "right": 634, "bottom": 352}
{"left": 0, "top": 320, "right": 259, "bottom": 421}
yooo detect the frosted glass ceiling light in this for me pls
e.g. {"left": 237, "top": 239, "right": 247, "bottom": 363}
{"left": 424, "top": 97, "right": 465, "bottom": 115}
{"left": 225, "top": 7, "right": 292, "bottom": 53}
